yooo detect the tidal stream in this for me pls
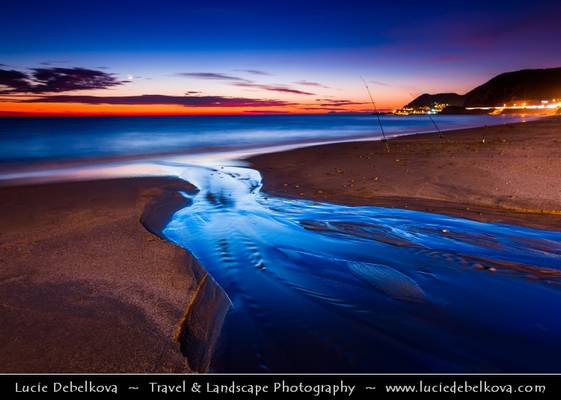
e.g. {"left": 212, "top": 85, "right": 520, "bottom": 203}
{"left": 162, "top": 163, "right": 561, "bottom": 372}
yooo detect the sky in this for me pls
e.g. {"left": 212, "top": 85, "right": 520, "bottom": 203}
{"left": 1, "top": 0, "right": 561, "bottom": 116}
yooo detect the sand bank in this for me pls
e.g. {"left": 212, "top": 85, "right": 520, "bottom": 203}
{"left": 249, "top": 116, "right": 561, "bottom": 230}
{"left": 0, "top": 177, "right": 229, "bottom": 372}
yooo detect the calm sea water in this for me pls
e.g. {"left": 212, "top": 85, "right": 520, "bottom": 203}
{"left": 0, "top": 114, "right": 527, "bottom": 164}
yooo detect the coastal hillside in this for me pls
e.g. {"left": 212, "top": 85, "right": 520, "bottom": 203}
{"left": 405, "top": 93, "right": 463, "bottom": 108}
{"left": 463, "top": 67, "right": 561, "bottom": 106}
{"left": 405, "top": 67, "right": 561, "bottom": 108}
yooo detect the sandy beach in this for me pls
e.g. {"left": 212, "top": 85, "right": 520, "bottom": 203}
{"left": 250, "top": 116, "right": 561, "bottom": 230}
{"left": 0, "top": 177, "right": 229, "bottom": 373}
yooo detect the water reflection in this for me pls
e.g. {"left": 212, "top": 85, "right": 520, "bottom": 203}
{"left": 163, "top": 163, "right": 561, "bottom": 372}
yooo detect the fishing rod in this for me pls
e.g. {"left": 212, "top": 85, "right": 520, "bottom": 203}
{"left": 408, "top": 91, "right": 442, "bottom": 137}
{"left": 427, "top": 107, "right": 442, "bottom": 137}
{"left": 361, "top": 77, "right": 390, "bottom": 152}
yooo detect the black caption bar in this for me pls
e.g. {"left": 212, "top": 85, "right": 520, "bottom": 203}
{"left": 1, "top": 374, "right": 559, "bottom": 398}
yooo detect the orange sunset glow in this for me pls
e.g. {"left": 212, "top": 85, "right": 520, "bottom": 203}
{"left": 0, "top": 101, "right": 370, "bottom": 117}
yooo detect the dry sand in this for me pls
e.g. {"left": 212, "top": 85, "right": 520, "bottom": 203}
{"left": 0, "top": 177, "right": 228, "bottom": 373}
{"left": 250, "top": 116, "right": 561, "bottom": 230}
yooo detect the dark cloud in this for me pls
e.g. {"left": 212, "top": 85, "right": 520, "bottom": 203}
{"left": 316, "top": 98, "right": 343, "bottom": 102}
{"left": 235, "top": 69, "right": 272, "bottom": 76}
{"left": 178, "top": 71, "right": 314, "bottom": 95}
{"left": 39, "top": 60, "right": 71, "bottom": 66}
{"left": 320, "top": 101, "right": 363, "bottom": 107}
{"left": 314, "top": 99, "right": 365, "bottom": 106}
{"left": 185, "top": 90, "right": 201, "bottom": 94}
{"left": 178, "top": 72, "right": 250, "bottom": 82}
{"left": 243, "top": 110, "right": 290, "bottom": 114}
{"left": 0, "top": 69, "right": 31, "bottom": 93}
{"left": 294, "top": 80, "right": 330, "bottom": 89}
{"left": 233, "top": 82, "right": 314, "bottom": 95}
{"left": 298, "top": 106, "right": 361, "bottom": 112}
{"left": 298, "top": 106, "right": 339, "bottom": 111}
{"left": 21, "top": 94, "right": 294, "bottom": 108}
{"left": 0, "top": 67, "right": 126, "bottom": 94}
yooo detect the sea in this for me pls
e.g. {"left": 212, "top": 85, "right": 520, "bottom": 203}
{"left": 0, "top": 114, "right": 528, "bottom": 165}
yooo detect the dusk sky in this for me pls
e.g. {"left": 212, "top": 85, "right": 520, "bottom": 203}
{"left": 1, "top": 0, "right": 561, "bottom": 116}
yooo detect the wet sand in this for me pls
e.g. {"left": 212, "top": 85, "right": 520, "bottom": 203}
{"left": 0, "top": 177, "right": 229, "bottom": 372}
{"left": 250, "top": 116, "right": 561, "bottom": 230}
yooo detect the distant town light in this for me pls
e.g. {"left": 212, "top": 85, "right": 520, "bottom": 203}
{"left": 394, "top": 97, "right": 561, "bottom": 116}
